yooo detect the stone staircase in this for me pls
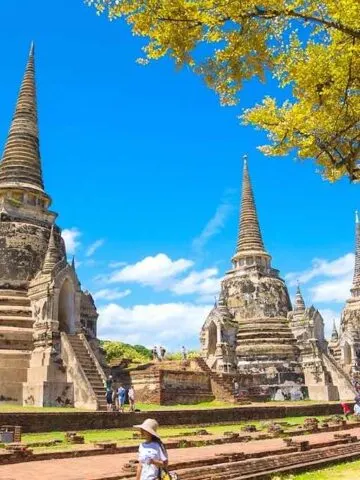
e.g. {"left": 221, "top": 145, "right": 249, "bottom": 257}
{"left": 0, "top": 289, "right": 33, "bottom": 350}
{"left": 195, "top": 357, "right": 236, "bottom": 402}
{"left": 321, "top": 351, "right": 356, "bottom": 400}
{"left": 236, "top": 317, "right": 299, "bottom": 361}
{"left": 68, "top": 334, "right": 107, "bottom": 410}
{"left": 0, "top": 289, "right": 32, "bottom": 402}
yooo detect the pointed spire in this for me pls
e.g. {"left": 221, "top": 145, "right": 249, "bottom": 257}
{"left": 71, "top": 256, "right": 76, "bottom": 269}
{"left": 42, "top": 226, "right": 61, "bottom": 273}
{"left": 0, "top": 43, "right": 44, "bottom": 191}
{"left": 294, "top": 283, "right": 306, "bottom": 313}
{"left": 351, "top": 209, "right": 360, "bottom": 295}
{"left": 331, "top": 319, "right": 339, "bottom": 341}
{"left": 235, "top": 157, "right": 267, "bottom": 255}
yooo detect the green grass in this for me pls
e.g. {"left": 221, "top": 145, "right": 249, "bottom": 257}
{"left": 21, "top": 415, "right": 331, "bottom": 451}
{"left": 0, "top": 404, "right": 89, "bottom": 413}
{"left": 274, "top": 460, "right": 360, "bottom": 479}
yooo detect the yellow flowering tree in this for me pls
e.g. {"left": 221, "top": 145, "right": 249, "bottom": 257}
{"left": 87, "top": 0, "right": 360, "bottom": 181}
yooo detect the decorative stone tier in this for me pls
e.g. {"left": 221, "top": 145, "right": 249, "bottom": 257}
{"left": 0, "top": 222, "right": 64, "bottom": 286}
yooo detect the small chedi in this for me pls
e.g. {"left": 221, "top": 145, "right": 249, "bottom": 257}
{"left": 200, "top": 160, "right": 356, "bottom": 401}
{"left": 0, "top": 45, "right": 107, "bottom": 409}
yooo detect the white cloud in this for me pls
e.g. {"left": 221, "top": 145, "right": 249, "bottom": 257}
{"left": 97, "top": 302, "right": 211, "bottom": 349}
{"left": 286, "top": 253, "right": 354, "bottom": 286}
{"left": 93, "top": 288, "right": 131, "bottom": 301}
{"left": 310, "top": 274, "right": 352, "bottom": 303}
{"left": 192, "top": 190, "right": 235, "bottom": 254}
{"left": 286, "top": 252, "right": 354, "bottom": 304}
{"left": 86, "top": 239, "right": 105, "bottom": 257}
{"left": 171, "top": 268, "right": 221, "bottom": 297}
{"left": 108, "top": 253, "right": 194, "bottom": 288}
{"left": 62, "top": 228, "right": 81, "bottom": 255}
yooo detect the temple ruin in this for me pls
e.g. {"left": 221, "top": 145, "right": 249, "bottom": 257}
{"left": 0, "top": 45, "right": 107, "bottom": 409}
{"left": 200, "top": 159, "right": 356, "bottom": 401}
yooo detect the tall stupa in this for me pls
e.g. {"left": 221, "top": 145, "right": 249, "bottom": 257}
{"left": 200, "top": 159, "right": 304, "bottom": 393}
{"left": 0, "top": 45, "right": 106, "bottom": 409}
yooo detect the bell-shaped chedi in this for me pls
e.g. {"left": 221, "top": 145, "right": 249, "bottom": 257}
{"left": 201, "top": 158, "right": 302, "bottom": 382}
{"left": 0, "top": 46, "right": 104, "bottom": 410}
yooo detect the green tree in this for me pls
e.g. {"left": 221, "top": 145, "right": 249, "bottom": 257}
{"left": 87, "top": 0, "right": 360, "bottom": 181}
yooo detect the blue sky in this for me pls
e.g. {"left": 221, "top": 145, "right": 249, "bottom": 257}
{"left": 0, "top": 1, "right": 358, "bottom": 350}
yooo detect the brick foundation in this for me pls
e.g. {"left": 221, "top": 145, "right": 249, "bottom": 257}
{"left": 0, "top": 402, "right": 346, "bottom": 433}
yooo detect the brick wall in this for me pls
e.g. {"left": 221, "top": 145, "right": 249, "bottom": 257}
{"left": 0, "top": 403, "right": 345, "bottom": 433}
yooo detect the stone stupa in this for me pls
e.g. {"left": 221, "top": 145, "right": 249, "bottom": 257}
{"left": 0, "top": 45, "right": 107, "bottom": 409}
{"left": 200, "top": 158, "right": 304, "bottom": 396}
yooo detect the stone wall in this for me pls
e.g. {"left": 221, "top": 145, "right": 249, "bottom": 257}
{"left": 0, "top": 403, "right": 345, "bottom": 433}
{"left": 160, "top": 370, "right": 214, "bottom": 405}
{"left": 117, "top": 369, "right": 214, "bottom": 405}
{"left": 224, "top": 274, "right": 291, "bottom": 319}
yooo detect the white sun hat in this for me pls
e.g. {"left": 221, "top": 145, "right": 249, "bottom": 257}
{"left": 134, "top": 418, "right": 161, "bottom": 439}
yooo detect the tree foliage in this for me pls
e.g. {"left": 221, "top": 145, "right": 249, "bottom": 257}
{"left": 87, "top": 0, "right": 360, "bottom": 181}
{"left": 101, "top": 340, "right": 152, "bottom": 364}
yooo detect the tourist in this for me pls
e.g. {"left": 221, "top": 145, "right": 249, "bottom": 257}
{"left": 118, "top": 384, "right": 126, "bottom": 413}
{"left": 112, "top": 386, "right": 118, "bottom": 411}
{"left": 105, "top": 388, "right": 113, "bottom": 412}
{"left": 128, "top": 384, "right": 136, "bottom": 412}
{"left": 134, "top": 418, "right": 168, "bottom": 480}
{"left": 354, "top": 402, "right": 360, "bottom": 416}
{"left": 340, "top": 402, "right": 352, "bottom": 419}
{"left": 160, "top": 346, "right": 166, "bottom": 360}
{"left": 105, "top": 375, "right": 113, "bottom": 390}
{"left": 181, "top": 346, "right": 187, "bottom": 360}
{"left": 152, "top": 345, "right": 159, "bottom": 361}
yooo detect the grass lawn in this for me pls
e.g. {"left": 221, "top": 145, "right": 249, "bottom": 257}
{"left": 20, "top": 415, "right": 333, "bottom": 451}
{"left": 275, "top": 460, "right": 360, "bottom": 479}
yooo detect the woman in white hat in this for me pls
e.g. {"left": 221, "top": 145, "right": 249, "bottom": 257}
{"left": 134, "top": 418, "right": 168, "bottom": 480}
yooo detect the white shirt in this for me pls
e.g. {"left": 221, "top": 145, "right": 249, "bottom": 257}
{"left": 354, "top": 403, "right": 360, "bottom": 415}
{"left": 138, "top": 441, "right": 167, "bottom": 480}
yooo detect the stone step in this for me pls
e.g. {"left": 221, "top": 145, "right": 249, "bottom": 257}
{"left": 236, "top": 331, "right": 296, "bottom": 343}
{"left": 237, "top": 337, "right": 297, "bottom": 344}
{"left": 0, "top": 296, "right": 31, "bottom": 307}
{"left": 0, "top": 340, "right": 33, "bottom": 350}
{"left": 0, "top": 316, "right": 34, "bottom": 328}
{"left": 0, "top": 305, "right": 32, "bottom": 317}
{"left": 0, "top": 289, "right": 28, "bottom": 297}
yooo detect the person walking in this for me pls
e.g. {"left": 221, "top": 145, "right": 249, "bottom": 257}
{"left": 181, "top": 346, "right": 187, "bottom": 361}
{"left": 354, "top": 402, "right": 360, "bottom": 416}
{"left": 134, "top": 419, "right": 168, "bottom": 480}
{"left": 117, "top": 384, "right": 126, "bottom": 413}
{"left": 105, "top": 387, "right": 113, "bottom": 412}
{"left": 128, "top": 384, "right": 136, "bottom": 412}
{"left": 105, "top": 375, "right": 113, "bottom": 390}
{"left": 160, "top": 346, "right": 166, "bottom": 360}
{"left": 152, "top": 345, "right": 159, "bottom": 361}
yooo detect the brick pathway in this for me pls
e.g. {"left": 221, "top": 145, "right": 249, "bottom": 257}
{"left": 1, "top": 427, "right": 360, "bottom": 480}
